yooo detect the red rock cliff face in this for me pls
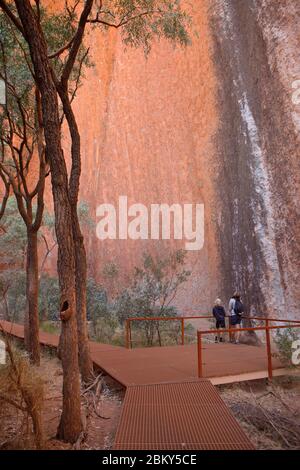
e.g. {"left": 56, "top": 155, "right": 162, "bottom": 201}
{"left": 210, "top": 0, "right": 300, "bottom": 318}
{"left": 43, "top": 0, "right": 299, "bottom": 317}
{"left": 52, "top": 0, "right": 220, "bottom": 315}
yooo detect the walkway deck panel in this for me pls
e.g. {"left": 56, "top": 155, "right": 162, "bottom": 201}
{"left": 3, "top": 320, "right": 290, "bottom": 450}
{"left": 114, "top": 382, "right": 254, "bottom": 450}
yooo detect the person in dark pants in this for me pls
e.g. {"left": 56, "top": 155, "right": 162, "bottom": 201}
{"left": 228, "top": 292, "right": 244, "bottom": 343}
{"left": 212, "top": 298, "right": 226, "bottom": 343}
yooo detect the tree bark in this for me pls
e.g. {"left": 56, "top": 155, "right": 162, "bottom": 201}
{"left": 14, "top": 0, "right": 82, "bottom": 443}
{"left": 1, "top": 288, "right": 10, "bottom": 321}
{"left": 26, "top": 229, "right": 40, "bottom": 365}
{"left": 72, "top": 215, "right": 94, "bottom": 382}
{"left": 58, "top": 85, "right": 93, "bottom": 383}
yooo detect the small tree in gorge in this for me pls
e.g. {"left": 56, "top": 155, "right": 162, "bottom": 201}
{"left": 115, "top": 250, "right": 191, "bottom": 346}
{"left": 0, "top": 0, "right": 191, "bottom": 443}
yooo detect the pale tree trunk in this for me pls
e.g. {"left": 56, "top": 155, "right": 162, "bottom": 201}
{"left": 26, "top": 229, "right": 40, "bottom": 365}
{"left": 14, "top": 0, "right": 82, "bottom": 443}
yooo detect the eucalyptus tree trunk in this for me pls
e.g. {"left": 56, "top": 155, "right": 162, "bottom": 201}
{"left": 72, "top": 214, "right": 93, "bottom": 382}
{"left": 14, "top": 0, "right": 82, "bottom": 443}
{"left": 58, "top": 85, "right": 93, "bottom": 383}
{"left": 26, "top": 229, "right": 40, "bottom": 365}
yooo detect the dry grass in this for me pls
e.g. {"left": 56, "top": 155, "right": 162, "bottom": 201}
{"left": 219, "top": 377, "right": 300, "bottom": 449}
{"left": 0, "top": 334, "right": 44, "bottom": 449}
{"left": 0, "top": 338, "right": 124, "bottom": 450}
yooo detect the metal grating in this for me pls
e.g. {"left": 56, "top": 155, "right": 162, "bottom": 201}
{"left": 1, "top": 321, "right": 284, "bottom": 387}
{"left": 1, "top": 321, "right": 255, "bottom": 450}
{"left": 113, "top": 381, "right": 255, "bottom": 450}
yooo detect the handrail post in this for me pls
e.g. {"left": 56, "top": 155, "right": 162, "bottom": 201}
{"left": 181, "top": 318, "right": 185, "bottom": 345}
{"left": 265, "top": 319, "right": 273, "bottom": 381}
{"left": 198, "top": 331, "right": 203, "bottom": 378}
{"left": 228, "top": 316, "right": 233, "bottom": 343}
{"left": 129, "top": 320, "right": 132, "bottom": 349}
{"left": 125, "top": 319, "right": 129, "bottom": 349}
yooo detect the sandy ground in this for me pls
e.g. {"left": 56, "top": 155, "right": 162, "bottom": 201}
{"left": 1, "top": 345, "right": 299, "bottom": 450}
{"left": 0, "top": 350, "right": 124, "bottom": 450}
{"left": 219, "top": 377, "right": 300, "bottom": 450}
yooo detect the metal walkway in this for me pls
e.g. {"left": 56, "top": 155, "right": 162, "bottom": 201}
{"left": 114, "top": 381, "right": 254, "bottom": 450}
{"left": 0, "top": 321, "right": 260, "bottom": 449}
{"left": 0, "top": 320, "right": 285, "bottom": 386}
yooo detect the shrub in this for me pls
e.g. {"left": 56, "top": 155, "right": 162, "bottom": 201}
{"left": 274, "top": 327, "right": 300, "bottom": 367}
{"left": 0, "top": 333, "right": 44, "bottom": 449}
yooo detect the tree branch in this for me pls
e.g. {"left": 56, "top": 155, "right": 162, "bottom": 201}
{"left": 0, "top": 0, "right": 25, "bottom": 37}
{"left": 60, "top": 0, "right": 93, "bottom": 87}
{"left": 0, "top": 167, "right": 10, "bottom": 220}
{"left": 40, "top": 234, "right": 57, "bottom": 276}
{"left": 48, "top": 34, "right": 76, "bottom": 59}
{"left": 87, "top": 9, "right": 159, "bottom": 28}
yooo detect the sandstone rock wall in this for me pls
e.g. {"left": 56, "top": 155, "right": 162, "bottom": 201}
{"left": 58, "top": 0, "right": 220, "bottom": 314}
{"left": 210, "top": 0, "right": 300, "bottom": 317}
{"left": 42, "top": 0, "right": 300, "bottom": 317}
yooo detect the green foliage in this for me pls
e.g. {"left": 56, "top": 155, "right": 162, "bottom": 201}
{"left": 0, "top": 269, "right": 26, "bottom": 322}
{"left": 41, "top": 210, "right": 55, "bottom": 232}
{"left": 0, "top": 3, "right": 92, "bottom": 91}
{"left": 0, "top": 197, "right": 93, "bottom": 321}
{"left": 102, "top": 262, "right": 119, "bottom": 279}
{"left": 94, "top": 0, "right": 191, "bottom": 54}
{"left": 40, "top": 321, "right": 60, "bottom": 335}
{"left": 0, "top": 196, "right": 58, "bottom": 266}
{"left": 42, "top": 200, "right": 94, "bottom": 245}
{"left": 274, "top": 327, "right": 300, "bottom": 367}
{"left": 0, "top": 9, "right": 33, "bottom": 124}
{"left": 42, "top": 6, "right": 94, "bottom": 89}
{"left": 0, "top": 197, "right": 27, "bottom": 265}
{"left": 38, "top": 275, "right": 60, "bottom": 321}
{"left": 0, "top": 4, "right": 93, "bottom": 172}
{"left": 77, "top": 201, "right": 95, "bottom": 230}
{"left": 90, "top": 316, "right": 120, "bottom": 345}
{"left": 115, "top": 249, "right": 191, "bottom": 322}
{"left": 114, "top": 249, "right": 191, "bottom": 346}
{"left": 87, "top": 277, "right": 108, "bottom": 321}
{"left": 84, "top": 278, "right": 121, "bottom": 344}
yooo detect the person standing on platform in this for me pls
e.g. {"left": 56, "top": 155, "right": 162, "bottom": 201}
{"left": 212, "top": 298, "right": 226, "bottom": 343}
{"left": 228, "top": 292, "right": 244, "bottom": 344}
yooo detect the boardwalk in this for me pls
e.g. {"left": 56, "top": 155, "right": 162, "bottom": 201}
{"left": 0, "top": 320, "right": 285, "bottom": 386}
{"left": 114, "top": 382, "right": 254, "bottom": 450}
{"left": 1, "top": 320, "right": 288, "bottom": 450}
{"left": 91, "top": 342, "right": 284, "bottom": 386}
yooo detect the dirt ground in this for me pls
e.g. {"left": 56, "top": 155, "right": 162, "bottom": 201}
{"left": 1, "top": 345, "right": 300, "bottom": 450}
{"left": 0, "top": 350, "right": 124, "bottom": 450}
{"left": 219, "top": 377, "right": 300, "bottom": 450}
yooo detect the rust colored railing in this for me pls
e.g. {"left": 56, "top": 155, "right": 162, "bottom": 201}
{"left": 125, "top": 315, "right": 300, "bottom": 349}
{"left": 197, "top": 321, "right": 300, "bottom": 380}
{"left": 125, "top": 315, "right": 212, "bottom": 349}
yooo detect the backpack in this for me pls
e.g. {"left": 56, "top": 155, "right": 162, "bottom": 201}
{"left": 234, "top": 299, "right": 244, "bottom": 315}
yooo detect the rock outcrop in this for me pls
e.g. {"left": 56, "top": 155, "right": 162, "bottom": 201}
{"left": 41, "top": 1, "right": 300, "bottom": 317}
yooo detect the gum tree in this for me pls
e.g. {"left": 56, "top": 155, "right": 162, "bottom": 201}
{"left": 0, "top": 7, "right": 91, "bottom": 365}
{"left": 0, "top": 17, "right": 46, "bottom": 363}
{"left": 0, "top": 0, "right": 191, "bottom": 443}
